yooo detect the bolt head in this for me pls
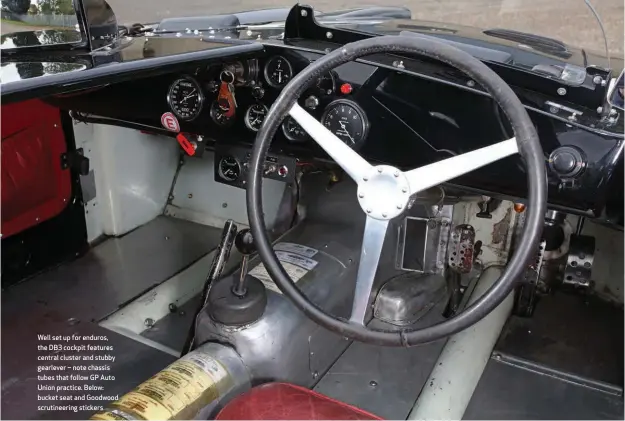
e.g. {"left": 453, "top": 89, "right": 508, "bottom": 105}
{"left": 300, "top": 9, "right": 308, "bottom": 16}
{"left": 397, "top": 204, "right": 403, "bottom": 209}
{"left": 366, "top": 209, "right": 372, "bottom": 214}
{"left": 326, "top": 31, "right": 333, "bottom": 39}
{"left": 557, "top": 87, "right": 567, "bottom": 96}
{"left": 597, "top": 106, "right": 603, "bottom": 114}
{"left": 359, "top": 193, "right": 364, "bottom": 198}
{"left": 394, "top": 171, "right": 399, "bottom": 177}
{"left": 377, "top": 167, "right": 383, "bottom": 173}
{"left": 363, "top": 176, "right": 368, "bottom": 182}
{"left": 402, "top": 187, "right": 408, "bottom": 193}
{"left": 382, "top": 213, "right": 388, "bottom": 218}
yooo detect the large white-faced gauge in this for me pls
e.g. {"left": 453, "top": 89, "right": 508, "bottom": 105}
{"left": 167, "top": 77, "right": 204, "bottom": 121}
{"left": 320, "top": 99, "right": 369, "bottom": 148}
{"left": 244, "top": 104, "right": 269, "bottom": 132}
{"left": 264, "top": 56, "right": 293, "bottom": 88}
{"left": 218, "top": 156, "right": 241, "bottom": 182}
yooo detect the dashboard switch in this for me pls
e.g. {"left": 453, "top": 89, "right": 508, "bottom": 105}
{"left": 549, "top": 146, "right": 586, "bottom": 178}
{"left": 304, "top": 95, "right": 320, "bottom": 110}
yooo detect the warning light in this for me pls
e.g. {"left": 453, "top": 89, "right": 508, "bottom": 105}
{"left": 514, "top": 203, "right": 526, "bottom": 213}
{"left": 340, "top": 83, "right": 353, "bottom": 95}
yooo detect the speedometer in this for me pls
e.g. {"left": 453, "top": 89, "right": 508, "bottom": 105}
{"left": 320, "top": 99, "right": 369, "bottom": 148}
{"left": 167, "top": 76, "right": 204, "bottom": 121}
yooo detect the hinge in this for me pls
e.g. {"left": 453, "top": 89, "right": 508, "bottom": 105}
{"left": 61, "top": 148, "right": 90, "bottom": 176}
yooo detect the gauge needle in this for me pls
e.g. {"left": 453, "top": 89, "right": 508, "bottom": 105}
{"left": 339, "top": 121, "right": 355, "bottom": 143}
{"left": 181, "top": 89, "right": 197, "bottom": 103}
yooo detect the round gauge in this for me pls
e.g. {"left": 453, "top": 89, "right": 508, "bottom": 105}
{"left": 316, "top": 72, "right": 336, "bottom": 96}
{"left": 210, "top": 100, "right": 234, "bottom": 127}
{"left": 167, "top": 77, "right": 204, "bottom": 121}
{"left": 218, "top": 156, "right": 241, "bottom": 182}
{"left": 320, "top": 100, "right": 369, "bottom": 148}
{"left": 244, "top": 104, "right": 269, "bottom": 132}
{"left": 264, "top": 56, "right": 293, "bottom": 88}
{"left": 282, "top": 117, "right": 308, "bottom": 142}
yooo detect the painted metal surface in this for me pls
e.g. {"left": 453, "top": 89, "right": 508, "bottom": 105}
{"left": 465, "top": 358, "right": 623, "bottom": 419}
{"left": 313, "top": 308, "right": 448, "bottom": 420}
{"left": 408, "top": 266, "right": 513, "bottom": 420}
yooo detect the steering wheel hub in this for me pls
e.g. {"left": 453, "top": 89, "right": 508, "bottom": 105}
{"left": 357, "top": 165, "right": 410, "bottom": 220}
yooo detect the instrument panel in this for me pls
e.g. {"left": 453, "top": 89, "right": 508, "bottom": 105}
{"left": 164, "top": 54, "right": 363, "bottom": 150}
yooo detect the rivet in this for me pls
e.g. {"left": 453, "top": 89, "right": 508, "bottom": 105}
{"left": 394, "top": 171, "right": 399, "bottom": 177}
{"left": 377, "top": 168, "right": 383, "bottom": 173}
{"left": 144, "top": 318, "right": 155, "bottom": 328}
{"left": 301, "top": 9, "right": 308, "bottom": 17}
{"left": 397, "top": 204, "right": 403, "bottom": 209}
{"left": 363, "top": 176, "right": 368, "bottom": 182}
{"left": 466, "top": 80, "right": 476, "bottom": 87}
{"left": 596, "top": 106, "right": 603, "bottom": 114}
{"left": 402, "top": 187, "right": 407, "bottom": 193}
{"left": 557, "top": 87, "right": 567, "bottom": 96}
{"left": 382, "top": 213, "right": 388, "bottom": 217}
{"left": 326, "top": 31, "right": 333, "bottom": 39}
{"left": 313, "top": 371, "right": 319, "bottom": 379}
{"left": 592, "top": 75, "right": 603, "bottom": 85}
{"left": 358, "top": 193, "right": 364, "bottom": 198}
{"left": 369, "top": 380, "right": 378, "bottom": 387}
{"left": 366, "top": 209, "right": 372, "bottom": 213}
{"left": 67, "top": 317, "right": 79, "bottom": 326}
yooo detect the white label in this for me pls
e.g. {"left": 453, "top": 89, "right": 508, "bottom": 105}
{"left": 249, "top": 251, "right": 318, "bottom": 294}
{"left": 181, "top": 351, "right": 229, "bottom": 382}
{"left": 274, "top": 242, "right": 318, "bottom": 258}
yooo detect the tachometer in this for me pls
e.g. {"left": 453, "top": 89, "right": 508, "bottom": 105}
{"left": 320, "top": 99, "right": 369, "bottom": 148}
{"left": 167, "top": 76, "right": 204, "bottom": 121}
{"left": 218, "top": 156, "right": 241, "bottom": 182}
{"left": 244, "top": 104, "right": 269, "bottom": 132}
{"left": 282, "top": 117, "right": 307, "bottom": 142}
{"left": 264, "top": 56, "right": 293, "bottom": 88}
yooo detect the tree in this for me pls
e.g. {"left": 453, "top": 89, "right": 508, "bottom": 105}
{"left": 2, "top": 0, "right": 31, "bottom": 15}
{"left": 38, "top": 0, "right": 75, "bottom": 15}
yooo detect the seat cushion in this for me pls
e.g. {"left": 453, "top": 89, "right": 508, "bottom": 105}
{"left": 216, "top": 382, "right": 383, "bottom": 420}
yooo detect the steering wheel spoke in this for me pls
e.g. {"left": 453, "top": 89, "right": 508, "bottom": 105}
{"left": 289, "top": 103, "right": 372, "bottom": 181}
{"left": 349, "top": 216, "right": 389, "bottom": 325}
{"left": 405, "top": 138, "right": 518, "bottom": 194}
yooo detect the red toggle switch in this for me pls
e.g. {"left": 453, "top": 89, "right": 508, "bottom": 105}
{"left": 176, "top": 133, "right": 196, "bottom": 156}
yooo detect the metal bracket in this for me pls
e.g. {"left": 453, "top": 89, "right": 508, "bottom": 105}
{"left": 61, "top": 148, "right": 90, "bottom": 176}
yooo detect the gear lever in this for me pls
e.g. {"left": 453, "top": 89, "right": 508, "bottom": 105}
{"left": 207, "top": 228, "right": 267, "bottom": 326}
{"left": 232, "top": 229, "right": 255, "bottom": 297}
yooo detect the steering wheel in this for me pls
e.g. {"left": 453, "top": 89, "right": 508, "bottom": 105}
{"left": 247, "top": 36, "right": 546, "bottom": 346}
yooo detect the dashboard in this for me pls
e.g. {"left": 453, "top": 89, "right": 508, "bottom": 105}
{"left": 49, "top": 43, "right": 624, "bottom": 222}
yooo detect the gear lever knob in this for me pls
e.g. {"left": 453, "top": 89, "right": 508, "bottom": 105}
{"left": 235, "top": 229, "right": 256, "bottom": 256}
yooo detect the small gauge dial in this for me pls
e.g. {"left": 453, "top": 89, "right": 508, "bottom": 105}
{"left": 218, "top": 156, "right": 241, "bottom": 181}
{"left": 282, "top": 117, "right": 307, "bottom": 142}
{"left": 264, "top": 56, "right": 293, "bottom": 88}
{"left": 210, "top": 100, "right": 234, "bottom": 127}
{"left": 316, "top": 72, "right": 336, "bottom": 96}
{"left": 321, "top": 100, "right": 369, "bottom": 148}
{"left": 167, "top": 77, "right": 204, "bottom": 121}
{"left": 244, "top": 104, "right": 269, "bottom": 132}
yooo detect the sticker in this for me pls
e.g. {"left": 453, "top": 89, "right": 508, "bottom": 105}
{"left": 274, "top": 242, "right": 318, "bottom": 258}
{"left": 249, "top": 251, "right": 318, "bottom": 294}
{"left": 161, "top": 112, "right": 180, "bottom": 132}
{"left": 90, "top": 410, "right": 135, "bottom": 420}
{"left": 96, "top": 352, "right": 230, "bottom": 420}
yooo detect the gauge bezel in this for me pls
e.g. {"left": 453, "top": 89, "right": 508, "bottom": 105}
{"left": 218, "top": 156, "right": 241, "bottom": 182}
{"left": 281, "top": 116, "right": 308, "bottom": 142}
{"left": 166, "top": 76, "right": 205, "bottom": 121}
{"left": 244, "top": 103, "right": 269, "bottom": 132}
{"left": 264, "top": 55, "right": 294, "bottom": 89}
{"left": 316, "top": 71, "right": 337, "bottom": 96}
{"left": 320, "top": 99, "right": 370, "bottom": 148}
{"left": 209, "top": 100, "right": 235, "bottom": 127}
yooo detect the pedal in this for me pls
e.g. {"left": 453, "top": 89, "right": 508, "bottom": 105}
{"left": 448, "top": 224, "right": 476, "bottom": 274}
{"left": 513, "top": 239, "right": 546, "bottom": 317}
{"left": 563, "top": 234, "right": 594, "bottom": 289}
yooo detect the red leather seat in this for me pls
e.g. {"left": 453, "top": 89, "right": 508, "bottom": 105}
{"left": 216, "top": 382, "right": 383, "bottom": 420}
